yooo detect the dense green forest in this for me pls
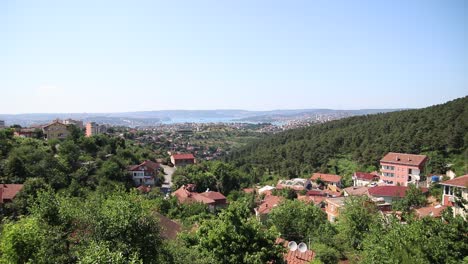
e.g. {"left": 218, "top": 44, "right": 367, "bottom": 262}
{"left": 227, "top": 97, "right": 468, "bottom": 180}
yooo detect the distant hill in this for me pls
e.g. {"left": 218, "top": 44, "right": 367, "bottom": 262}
{"left": 227, "top": 97, "right": 468, "bottom": 178}
{"left": 0, "top": 108, "right": 403, "bottom": 127}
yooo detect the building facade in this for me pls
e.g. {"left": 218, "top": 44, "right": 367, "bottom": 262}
{"left": 440, "top": 175, "right": 468, "bottom": 219}
{"left": 85, "top": 122, "right": 100, "bottom": 137}
{"left": 128, "top": 160, "right": 160, "bottom": 186}
{"left": 42, "top": 120, "right": 69, "bottom": 140}
{"left": 380, "top": 152, "right": 428, "bottom": 186}
{"left": 170, "top": 153, "right": 196, "bottom": 167}
{"left": 0, "top": 120, "right": 5, "bottom": 128}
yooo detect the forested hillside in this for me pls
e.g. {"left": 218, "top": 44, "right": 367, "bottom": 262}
{"left": 228, "top": 97, "right": 468, "bottom": 179}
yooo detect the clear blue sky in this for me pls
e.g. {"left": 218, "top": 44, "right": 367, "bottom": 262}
{"left": 1, "top": 0, "right": 466, "bottom": 113}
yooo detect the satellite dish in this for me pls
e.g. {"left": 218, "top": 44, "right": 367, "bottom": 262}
{"left": 287, "top": 241, "right": 298, "bottom": 251}
{"left": 298, "top": 242, "right": 308, "bottom": 253}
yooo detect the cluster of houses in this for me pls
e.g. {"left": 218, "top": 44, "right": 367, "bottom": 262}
{"left": 9, "top": 119, "right": 108, "bottom": 140}
{"left": 253, "top": 152, "right": 467, "bottom": 224}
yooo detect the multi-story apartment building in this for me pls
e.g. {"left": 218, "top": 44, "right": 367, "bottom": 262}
{"left": 380, "top": 152, "right": 428, "bottom": 186}
{"left": 0, "top": 120, "right": 5, "bottom": 128}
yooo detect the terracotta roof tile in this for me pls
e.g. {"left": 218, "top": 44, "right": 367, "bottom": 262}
{"left": 440, "top": 175, "right": 468, "bottom": 188}
{"left": 414, "top": 205, "right": 447, "bottom": 218}
{"left": 257, "top": 195, "right": 283, "bottom": 214}
{"left": 343, "top": 186, "right": 369, "bottom": 196}
{"left": 0, "top": 184, "right": 24, "bottom": 203}
{"left": 311, "top": 173, "right": 342, "bottom": 183}
{"left": 354, "top": 172, "right": 379, "bottom": 181}
{"left": 380, "top": 152, "right": 428, "bottom": 167}
{"left": 368, "top": 186, "right": 427, "bottom": 198}
{"left": 172, "top": 153, "right": 195, "bottom": 160}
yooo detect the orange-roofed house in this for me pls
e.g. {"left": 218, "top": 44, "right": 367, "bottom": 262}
{"left": 170, "top": 153, "right": 195, "bottom": 167}
{"left": 0, "top": 184, "right": 24, "bottom": 204}
{"left": 173, "top": 184, "right": 227, "bottom": 212}
{"left": 440, "top": 174, "right": 468, "bottom": 219}
{"left": 380, "top": 152, "right": 428, "bottom": 186}
{"left": 311, "top": 173, "right": 342, "bottom": 188}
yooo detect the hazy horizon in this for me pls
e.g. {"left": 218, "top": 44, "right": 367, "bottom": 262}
{"left": 1, "top": 0, "right": 467, "bottom": 114}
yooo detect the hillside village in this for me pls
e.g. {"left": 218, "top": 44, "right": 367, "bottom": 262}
{"left": 1, "top": 97, "right": 466, "bottom": 264}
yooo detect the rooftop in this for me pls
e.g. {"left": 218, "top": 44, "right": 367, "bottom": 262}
{"left": 380, "top": 152, "right": 428, "bottom": 167}
{"left": 172, "top": 153, "right": 195, "bottom": 160}
{"left": 311, "top": 173, "right": 342, "bottom": 183}
{"left": 440, "top": 174, "right": 468, "bottom": 188}
{"left": 0, "top": 184, "right": 24, "bottom": 203}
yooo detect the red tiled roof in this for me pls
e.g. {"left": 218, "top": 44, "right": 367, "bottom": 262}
{"left": 311, "top": 173, "right": 342, "bottom": 183}
{"left": 172, "top": 153, "right": 195, "bottom": 160}
{"left": 129, "top": 160, "right": 160, "bottom": 172}
{"left": 276, "top": 238, "right": 315, "bottom": 264}
{"left": 440, "top": 175, "right": 468, "bottom": 188}
{"left": 173, "top": 185, "right": 226, "bottom": 205}
{"left": 380, "top": 152, "right": 428, "bottom": 167}
{"left": 368, "top": 186, "right": 427, "bottom": 198}
{"left": 414, "top": 205, "right": 447, "bottom": 218}
{"left": 343, "top": 186, "right": 369, "bottom": 196}
{"left": 257, "top": 195, "right": 283, "bottom": 214}
{"left": 297, "top": 195, "right": 326, "bottom": 205}
{"left": 199, "top": 191, "right": 227, "bottom": 201}
{"left": 354, "top": 172, "right": 379, "bottom": 181}
{"left": 0, "top": 184, "right": 24, "bottom": 203}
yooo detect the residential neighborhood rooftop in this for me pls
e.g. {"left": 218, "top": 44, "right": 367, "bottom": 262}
{"left": 440, "top": 174, "right": 468, "bottom": 188}
{"left": 171, "top": 153, "right": 195, "bottom": 160}
{"left": 311, "top": 173, "right": 342, "bottom": 183}
{"left": 0, "top": 184, "right": 24, "bottom": 203}
{"left": 380, "top": 152, "right": 428, "bottom": 166}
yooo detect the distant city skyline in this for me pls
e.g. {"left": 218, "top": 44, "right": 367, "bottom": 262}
{"left": 1, "top": 0, "right": 466, "bottom": 114}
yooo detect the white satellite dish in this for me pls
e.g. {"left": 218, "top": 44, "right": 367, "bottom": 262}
{"left": 287, "top": 241, "right": 298, "bottom": 251}
{"left": 298, "top": 242, "right": 308, "bottom": 253}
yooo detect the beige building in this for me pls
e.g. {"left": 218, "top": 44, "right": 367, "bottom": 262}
{"left": 42, "top": 120, "right": 69, "bottom": 140}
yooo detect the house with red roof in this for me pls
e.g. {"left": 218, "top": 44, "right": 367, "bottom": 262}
{"left": 128, "top": 160, "right": 160, "bottom": 187}
{"left": 0, "top": 184, "right": 24, "bottom": 204}
{"left": 170, "top": 153, "right": 195, "bottom": 167}
{"left": 414, "top": 204, "right": 447, "bottom": 219}
{"left": 352, "top": 172, "right": 379, "bottom": 187}
{"left": 173, "top": 184, "right": 227, "bottom": 212}
{"left": 380, "top": 152, "right": 428, "bottom": 186}
{"left": 440, "top": 174, "right": 468, "bottom": 219}
{"left": 311, "top": 173, "right": 342, "bottom": 188}
{"left": 255, "top": 195, "right": 283, "bottom": 222}
{"left": 367, "top": 185, "right": 428, "bottom": 206}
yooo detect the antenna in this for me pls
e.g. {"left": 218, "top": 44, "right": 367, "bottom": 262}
{"left": 287, "top": 241, "right": 297, "bottom": 251}
{"left": 298, "top": 242, "right": 308, "bottom": 253}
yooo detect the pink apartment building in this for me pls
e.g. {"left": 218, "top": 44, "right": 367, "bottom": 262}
{"left": 380, "top": 152, "right": 428, "bottom": 186}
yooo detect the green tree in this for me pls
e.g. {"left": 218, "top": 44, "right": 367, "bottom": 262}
{"left": 335, "top": 196, "right": 379, "bottom": 252}
{"left": 268, "top": 200, "right": 329, "bottom": 242}
{"left": 194, "top": 200, "right": 285, "bottom": 264}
